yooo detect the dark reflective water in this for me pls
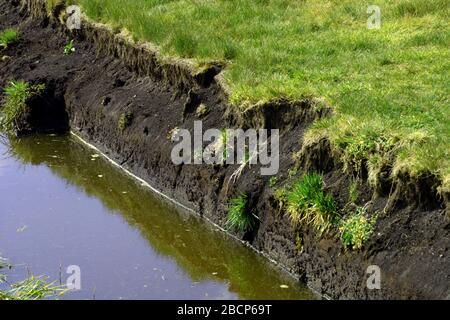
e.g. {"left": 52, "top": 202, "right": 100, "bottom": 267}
{"left": 0, "top": 134, "right": 314, "bottom": 300}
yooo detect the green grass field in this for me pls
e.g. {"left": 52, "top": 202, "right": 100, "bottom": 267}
{"left": 54, "top": 0, "right": 449, "bottom": 191}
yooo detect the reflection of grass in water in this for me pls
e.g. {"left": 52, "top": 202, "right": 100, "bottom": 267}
{"left": 7, "top": 134, "right": 314, "bottom": 300}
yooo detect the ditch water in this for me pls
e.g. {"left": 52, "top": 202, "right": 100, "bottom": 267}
{"left": 0, "top": 134, "right": 314, "bottom": 300}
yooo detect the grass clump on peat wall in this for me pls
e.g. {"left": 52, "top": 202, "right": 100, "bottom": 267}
{"left": 285, "top": 172, "right": 339, "bottom": 236}
{"left": 0, "top": 81, "right": 45, "bottom": 133}
{"left": 195, "top": 103, "right": 209, "bottom": 118}
{"left": 340, "top": 206, "right": 377, "bottom": 250}
{"left": 118, "top": 112, "right": 133, "bottom": 132}
{"left": 348, "top": 180, "right": 360, "bottom": 204}
{"left": 64, "top": 0, "right": 449, "bottom": 192}
{"left": 63, "top": 39, "right": 75, "bottom": 55}
{"left": 227, "top": 193, "right": 257, "bottom": 233}
{"left": 0, "top": 28, "right": 18, "bottom": 49}
{"left": 268, "top": 176, "right": 278, "bottom": 188}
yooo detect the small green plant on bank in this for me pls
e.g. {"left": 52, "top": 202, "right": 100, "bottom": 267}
{"left": 196, "top": 103, "right": 209, "bottom": 118}
{"left": 273, "top": 187, "right": 287, "bottom": 215}
{"left": 118, "top": 112, "right": 133, "bottom": 131}
{"left": 287, "top": 167, "right": 298, "bottom": 179}
{"left": 268, "top": 176, "right": 278, "bottom": 188}
{"left": 348, "top": 180, "right": 359, "bottom": 204}
{"left": 0, "top": 29, "right": 18, "bottom": 49}
{"left": 63, "top": 39, "right": 75, "bottom": 55}
{"left": 220, "top": 128, "right": 229, "bottom": 163}
{"left": 227, "top": 193, "right": 256, "bottom": 232}
{"left": 340, "top": 206, "right": 377, "bottom": 250}
{"left": 0, "top": 81, "right": 45, "bottom": 132}
{"left": 243, "top": 151, "right": 250, "bottom": 165}
{"left": 286, "top": 172, "right": 339, "bottom": 236}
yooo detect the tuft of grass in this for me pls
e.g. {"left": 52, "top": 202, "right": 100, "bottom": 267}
{"left": 196, "top": 103, "right": 209, "bottom": 118}
{"left": 348, "top": 180, "right": 359, "bottom": 204}
{"left": 295, "top": 232, "right": 303, "bottom": 253}
{"left": 268, "top": 176, "right": 278, "bottom": 188}
{"left": 0, "top": 275, "right": 67, "bottom": 300}
{"left": 63, "top": 39, "right": 75, "bottom": 55}
{"left": 173, "top": 32, "right": 197, "bottom": 57}
{"left": 1, "top": 254, "right": 66, "bottom": 300}
{"left": 0, "top": 81, "right": 45, "bottom": 132}
{"left": 285, "top": 172, "right": 339, "bottom": 236}
{"left": 287, "top": 167, "right": 298, "bottom": 179}
{"left": 273, "top": 187, "right": 287, "bottom": 215}
{"left": 227, "top": 193, "right": 256, "bottom": 232}
{"left": 222, "top": 41, "right": 238, "bottom": 60}
{"left": 118, "top": 112, "right": 133, "bottom": 131}
{"left": 69, "top": 0, "right": 449, "bottom": 192}
{"left": 340, "top": 206, "right": 377, "bottom": 250}
{"left": 0, "top": 28, "right": 19, "bottom": 49}
{"left": 220, "top": 128, "right": 229, "bottom": 163}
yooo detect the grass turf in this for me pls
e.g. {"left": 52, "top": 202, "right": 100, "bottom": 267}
{"left": 49, "top": 0, "right": 449, "bottom": 191}
{"left": 0, "top": 28, "right": 19, "bottom": 48}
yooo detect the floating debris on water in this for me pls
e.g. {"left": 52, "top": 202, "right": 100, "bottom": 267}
{"left": 17, "top": 225, "right": 27, "bottom": 232}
